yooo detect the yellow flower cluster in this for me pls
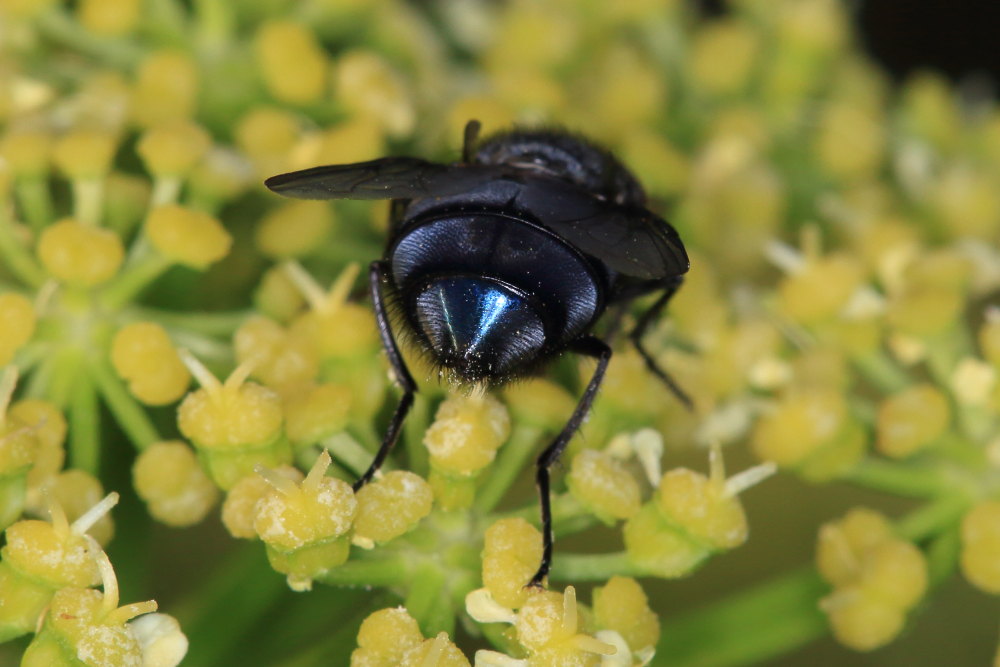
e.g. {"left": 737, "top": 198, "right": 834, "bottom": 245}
{"left": 817, "top": 508, "right": 928, "bottom": 651}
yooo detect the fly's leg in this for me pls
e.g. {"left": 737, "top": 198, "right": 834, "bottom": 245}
{"left": 353, "top": 260, "right": 417, "bottom": 491}
{"left": 629, "top": 275, "right": 692, "bottom": 410}
{"left": 528, "top": 336, "right": 612, "bottom": 587}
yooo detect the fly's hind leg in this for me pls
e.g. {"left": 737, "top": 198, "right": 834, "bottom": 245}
{"left": 528, "top": 336, "right": 612, "bottom": 587}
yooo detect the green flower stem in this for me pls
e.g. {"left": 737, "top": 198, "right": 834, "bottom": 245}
{"left": 474, "top": 423, "right": 543, "bottom": 513}
{"left": 87, "top": 356, "right": 160, "bottom": 451}
{"left": 843, "top": 458, "right": 953, "bottom": 498}
{"left": 35, "top": 8, "right": 141, "bottom": 68}
{"left": 100, "top": 246, "right": 172, "bottom": 309}
{"left": 318, "top": 554, "right": 413, "bottom": 587}
{"left": 481, "top": 621, "right": 517, "bottom": 654}
{"left": 925, "top": 526, "right": 962, "bottom": 588}
{"left": 895, "top": 494, "right": 973, "bottom": 543}
{"left": 322, "top": 432, "right": 392, "bottom": 478}
{"left": 23, "top": 351, "right": 54, "bottom": 399}
{"left": 405, "top": 564, "right": 453, "bottom": 637}
{"left": 494, "top": 492, "right": 595, "bottom": 538}
{"left": 852, "top": 349, "right": 912, "bottom": 394}
{"left": 46, "top": 347, "right": 82, "bottom": 409}
{"left": 68, "top": 369, "right": 100, "bottom": 474}
{"left": 169, "top": 329, "right": 236, "bottom": 365}
{"left": 924, "top": 326, "right": 974, "bottom": 387}
{"left": 269, "top": 591, "right": 394, "bottom": 667}
{"left": 72, "top": 179, "right": 104, "bottom": 225}
{"left": 12, "top": 342, "right": 49, "bottom": 375}
{"left": 657, "top": 566, "right": 829, "bottom": 667}
{"left": 174, "top": 545, "right": 289, "bottom": 667}
{"left": 656, "top": 490, "right": 976, "bottom": 667}
{"left": 0, "top": 208, "right": 46, "bottom": 288}
{"left": 129, "top": 306, "right": 252, "bottom": 336}
{"left": 14, "top": 178, "right": 55, "bottom": 232}
{"left": 150, "top": 177, "right": 182, "bottom": 208}
{"left": 549, "top": 550, "right": 640, "bottom": 581}
{"left": 143, "top": 0, "right": 191, "bottom": 46}
{"left": 193, "top": 0, "right": 236, "bottom": 50}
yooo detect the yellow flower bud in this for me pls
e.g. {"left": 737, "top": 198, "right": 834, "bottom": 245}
{"left": 817, "top": 507, "right": 927, "bottom": 651}
{"left": 351, "top": 607, "right": 424, "bottom": 666}
{"left": 234, "top": 315, "right": 319, "bottom": 393}
{"left": 133, "top": 441, "right": 219, "bottom": 527}
{"left": 0, "top": 293, "right": 35, "bottom": 366}
{"left": 592, "top": 576, "right": 660, "bottom": 652}
{"left": 399, "top": 634, "right": 470, "bottom": 667}
{"left": 133, "top": 50, "right": 199, "bottom": 127}
{"left": 255, "top": 200, "right": 334, "bottom": 259}
{"left": 25, "top": 585, "right": 156, "bottom": 667}
{"left": 235, "top": 107, "right": 300, "bottom": 161}
{"left": 354, "top": 471, "right": 432, "bottom": 546}
{"left": 886, "top": 285, "right": 964, "bottom": 338}
{"left": 424, "top": 394, "right": 510, "bottom": 476}
{"left": 146, "top": 204, "right": 232, "bottom": 269}
{"left": 750, "top": 390, "right": 852, "bottom": 469}
{"left": 960, "top": 500, "right": 1000, "bottom": 594}
{"left": 502, "top": 378, "right": 576, "bottom": 431}
{"left": 335, "top": 50, "right": 414, "bottom": 137}
{"left": 46, "top": 471, "right": 114, "bottom": 545}
{"left": 311, "top": 116, "right": 385, "bottom": 165}
{"left": 221, "top": 465, "right": 303, "bottom": 539}
{"left": 0, "top": 493, "right": 117, "bottom": 640}
{"left": 0, "top": 129, "right": 51, "bottom": 177}
{"left": 37, "top": 219, "right": 124, "bottom": 287}
{"left": 979, "top": 319, "right": 1000, "bottom": 368}
{"left": 875, "top": 383, "right": 950, "bottom": 458}
{"left": 514, "top": 586, "right": 615, "bottom": 659}
{"left": 822, "top": 588, "right": 905, "bottom": 652}
{"left": 77, "top": 0, "right": 141, "bottom": 36}
{"left": 137, "top": 121, "right": 211, "bottom": 177}
{"left": 482, "top": 518, "right": 543, "bottom": 609}
{"left": 177, "top": 355, "right": 289, "bottom": 490}
{"left": 255, "top": 21, "right": 328, "bottom": 105}
{"left": 776, "top": 254, "right": 866, "bottom": 326}
{"left": 0, "top": 0, "right": 57, "bottom": 18}
{"left": 9, "top": 398, "right": 65, "bottom": 504}
{"left": 857, "top": 540, "right": 927, "bottom": 610}
{"left": 285, "top": 263, "right": 380, "bottom": 359}
{"left": 815, "top": 102, "right": 886, "bottom": 181}
{"left": 657, "top": 468, "right": 748, "bottom": 549}
{"left": 816, "top": 508, "right": 893, "bottom": 587}
{"left": 283, "top": 382, "right": 351, "bottom": 445}
{"left": 111, "top": 322, "right": 191, "bottom": 405}
{"left": 255, "top": 266, "right": 306, "bottom": 322}
{"left": 689, "top": 20, "right": 760, "bottom": 96}
{"left": 567, "top": 449, "right": 641, "bottom": 523}
{"left": 254, "top": 452, "right": 357, "bottom": 590}
{"left": 930, "top": 164, "right": 1000, "bottom": 241}
{"left": 52, "top": 129, "right": 117, "bottom": 179}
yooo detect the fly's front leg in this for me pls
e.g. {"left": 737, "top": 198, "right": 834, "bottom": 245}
{"left": 353, "top": 260, "right": 417, "bottom": 491}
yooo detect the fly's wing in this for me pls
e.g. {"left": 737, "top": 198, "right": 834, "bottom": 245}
{"left": 515, "top": 177, "right": 689, "bottom": 281}
{"left": 264, "top": 157, "right": 508, "bottom": 201}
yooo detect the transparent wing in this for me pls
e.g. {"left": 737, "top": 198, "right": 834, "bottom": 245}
{"left": 515, "top": 178, "right": 688, "bottom": 280}
{"left": 264, "top": 157, "right": 506, "bottom": 201}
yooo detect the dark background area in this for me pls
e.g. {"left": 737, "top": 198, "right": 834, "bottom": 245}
{"left": 699, "top": 0, "right": 1000, "bottom": 87}
{"left": 856, "top": 0, "right": 1000, "bottom": 85}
